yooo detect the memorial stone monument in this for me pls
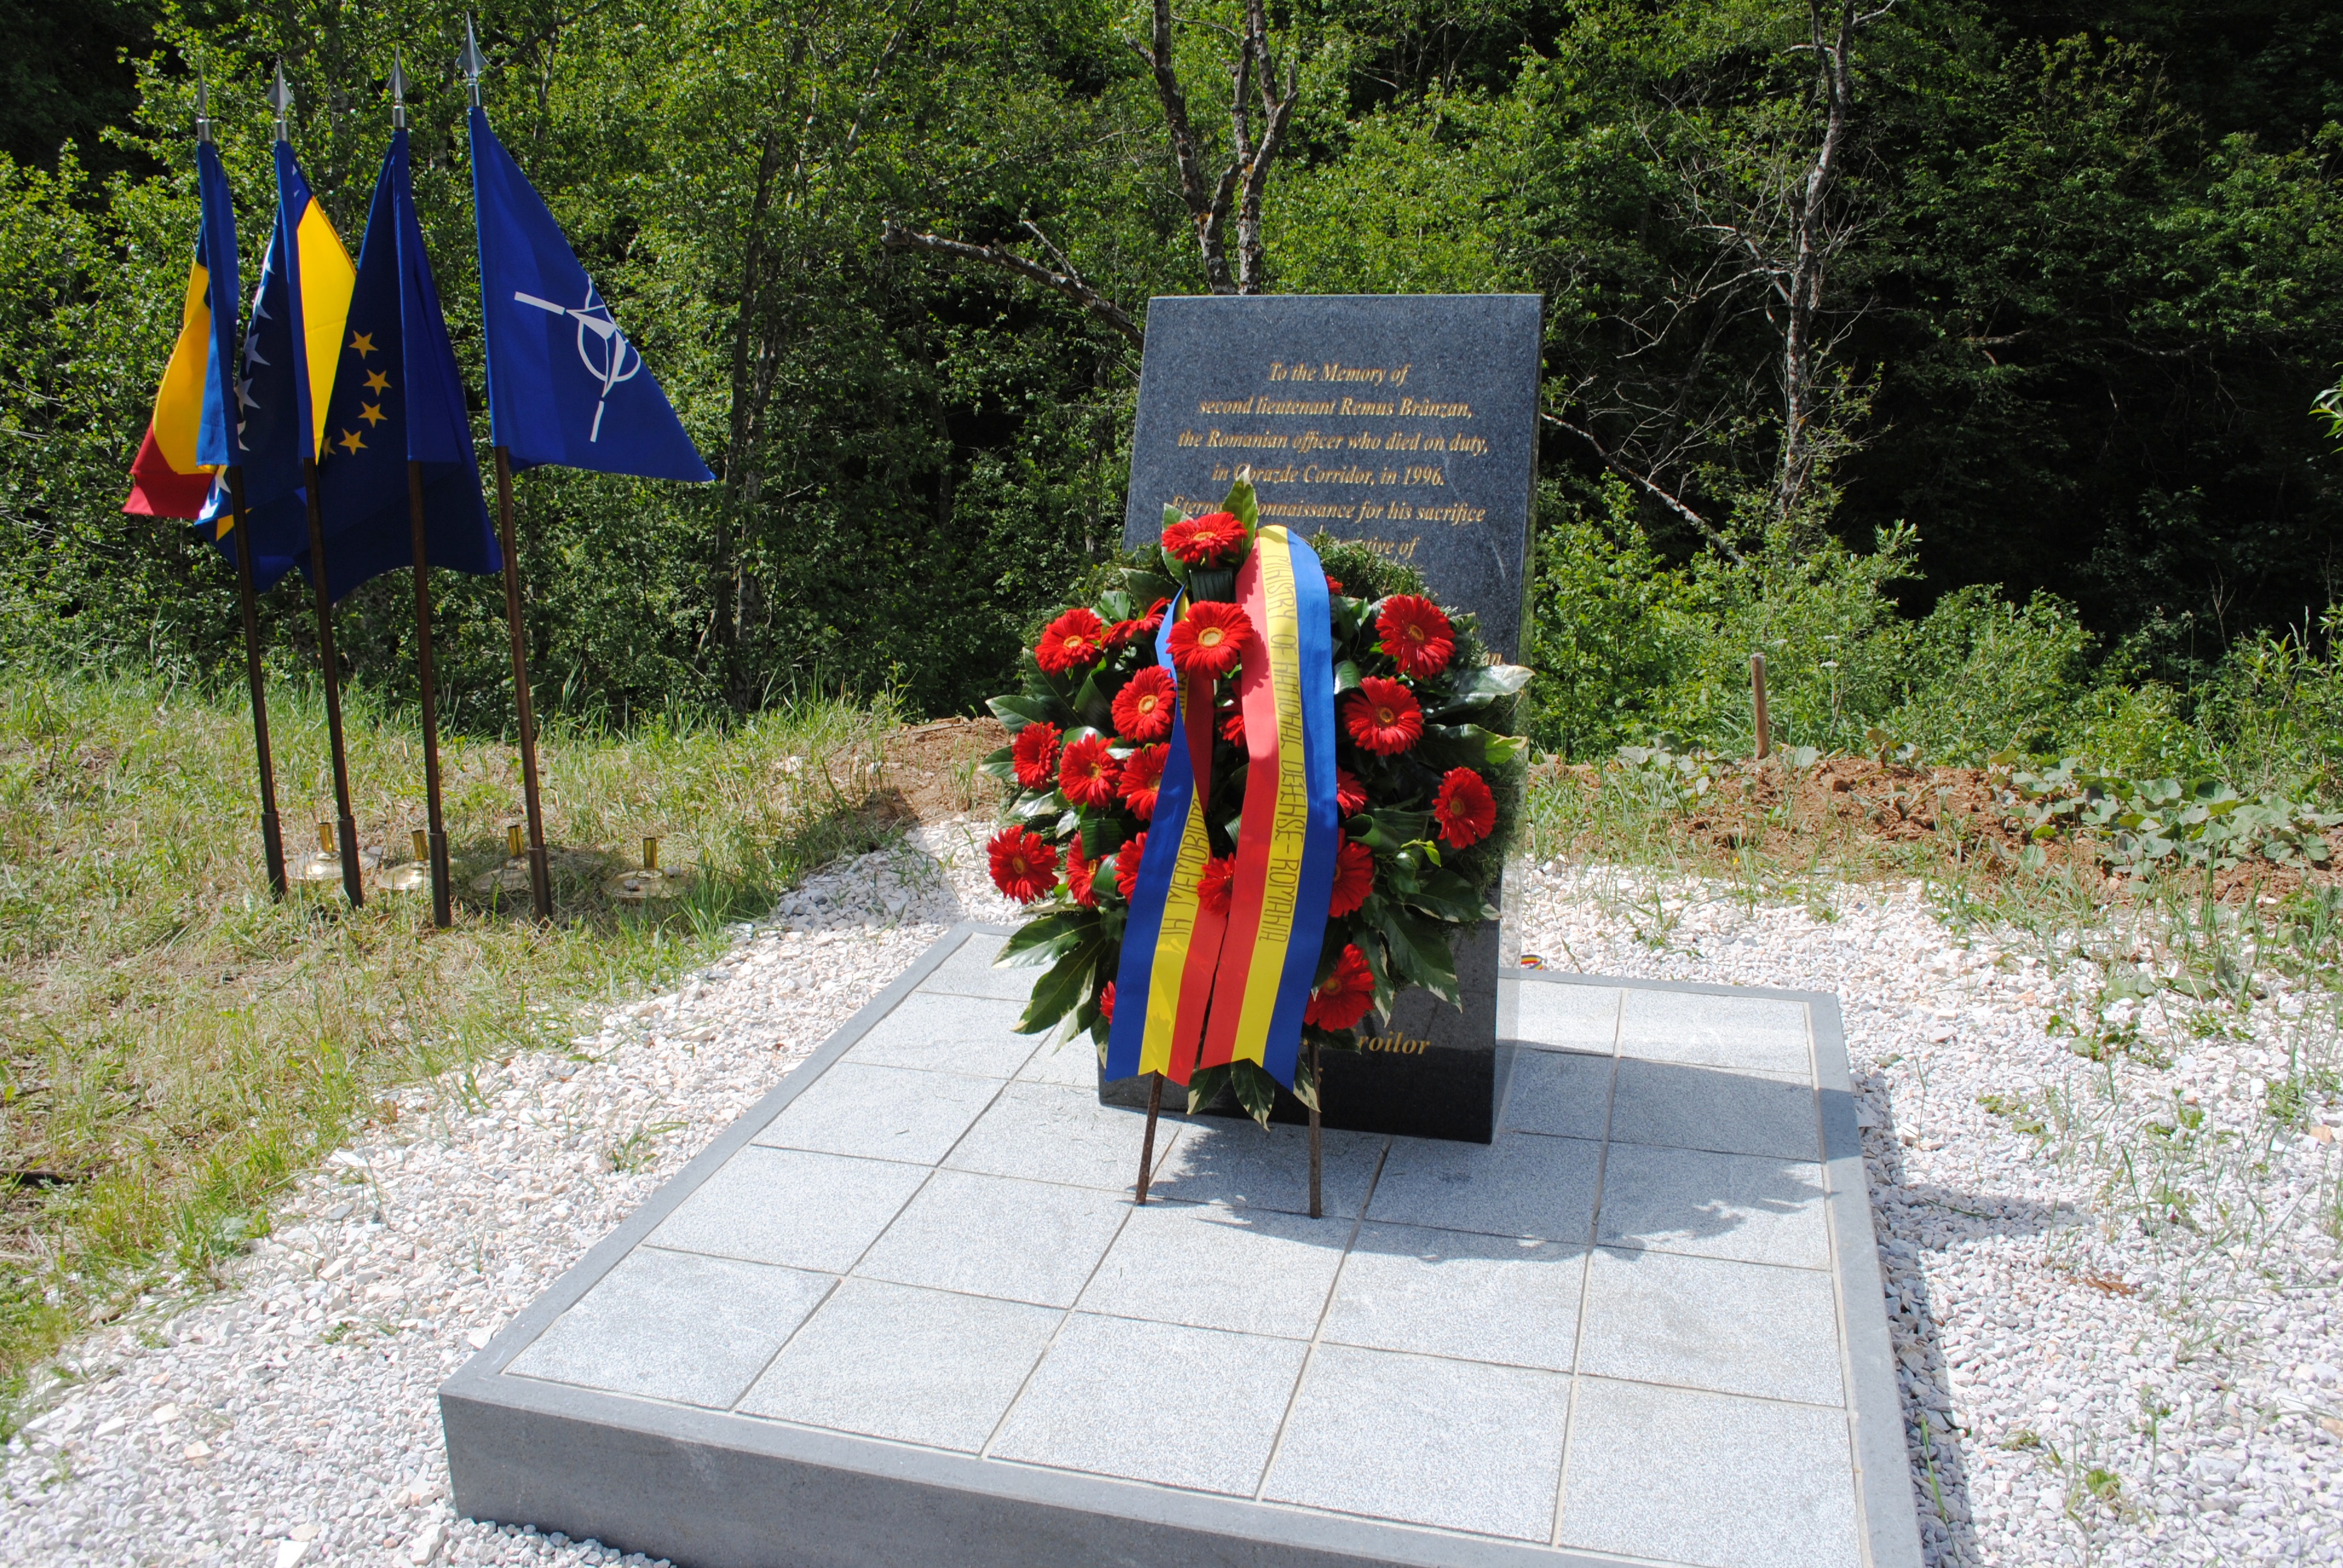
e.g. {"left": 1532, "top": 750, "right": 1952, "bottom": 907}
{"left": 1109, "top": 294, "right": 1544, "bottom": 1142}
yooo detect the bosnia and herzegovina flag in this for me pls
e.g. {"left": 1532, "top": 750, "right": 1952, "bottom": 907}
{"left": 123, "top": 140, "right": 240, "bottom": 519}
{"left": 311, "top": 129, "right": 500, "bottom": 601}
{"left": 1106, "top": 528, "right": 1340, "bottom": 1091}
{"left": 193, "top": 140, "right": 357, "bottom": 589}
{"left": 467, "top": 106, "right": 712, "bottom": 482}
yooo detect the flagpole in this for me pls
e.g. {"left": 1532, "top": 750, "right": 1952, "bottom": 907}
{"left": 492, "top": 445, "right": 554, "bottom": 922}
{"left": 302, "top": 457, "right": 365, "bottom": 909}
{"left": 407, "top": 463, "right": 453, "bottom": 926}
{"left": 225, "top": 466, "right": 288, "bottom": 899}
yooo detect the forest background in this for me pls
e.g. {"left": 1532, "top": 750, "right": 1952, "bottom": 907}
{"left": 3, "top": 0, "right": 2341, "bottom": 786}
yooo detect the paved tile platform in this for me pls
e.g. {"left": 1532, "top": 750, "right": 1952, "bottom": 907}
{"left": 441, "top": 924, "right": 1921, "bottom": 1568}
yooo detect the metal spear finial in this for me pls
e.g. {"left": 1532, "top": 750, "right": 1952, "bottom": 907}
{"left": 458, "top": 17, "right": 487, "bottom": 108}
{"left": 268, "top": 62, "right": 293, "bottom": 142}
{"left": 195, "top": 77, "right": 211, "bottom": 145}
{"left": 389, "top": 48, "right": 409, "bottom": 129}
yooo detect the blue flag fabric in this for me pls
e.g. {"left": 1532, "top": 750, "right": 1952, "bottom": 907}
{"left": 312, "top": 131, "right": 502, "bottom": 603}
{"left": 193, "top": 140, "right": 241, "bottom": 469}
{"left": 198, "top": 144, "right": 337, "bottom": 590}
{"left": 468, "top": 107, "right": 712, "bottom": 482}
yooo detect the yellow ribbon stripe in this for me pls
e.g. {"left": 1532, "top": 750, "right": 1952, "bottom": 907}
{"left": 1229, "top": 526, "right": 1310, "bottom": 1065}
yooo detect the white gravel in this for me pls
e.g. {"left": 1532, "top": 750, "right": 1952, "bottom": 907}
{"left": 4, "top": 833, "right": 2337, "bottom": 1568}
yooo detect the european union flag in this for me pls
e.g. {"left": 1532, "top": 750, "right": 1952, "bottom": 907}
{"left": 312, "top": 131, "right": 501, "bottom": 602}
{"left": 468, "top": 106, "right": 712, "bottom": 482}
{"left": 197, "top": 142, "right": 356, "bottom": 589}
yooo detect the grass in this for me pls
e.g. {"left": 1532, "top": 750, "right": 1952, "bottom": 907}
{"left": 0, "top": 670, "right": 905, "bottom": 1406}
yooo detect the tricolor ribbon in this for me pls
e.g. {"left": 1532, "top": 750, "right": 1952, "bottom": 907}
{"left": 1104, "top": 528, "right": 1340, "bottom": 1089}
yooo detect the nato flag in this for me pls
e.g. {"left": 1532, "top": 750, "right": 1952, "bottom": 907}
{"left": 312, "top": 131, "right": 502, "bottom": 603}
{"left": 468, "top": 106, "right": 712, "bottom": 482}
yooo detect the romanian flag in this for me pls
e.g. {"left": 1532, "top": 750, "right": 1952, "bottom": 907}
{"left": 192, "top": 141, "right": 356, "bottom": 589}
{"left": 1105, "top": 529, "right": 1340, "bottom": 1089}
{"left": 1104, "top": 599, "right": 1228, "bottom": 1086}
{"left": 123, "top": 141, "right": 240, "bottom": 519}
{"left": 1196, "top": 528, "right": 1341, "bottom": 1086}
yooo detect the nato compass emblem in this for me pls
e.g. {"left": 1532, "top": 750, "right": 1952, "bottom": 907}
{"left": 512, "top": 283, "right": 641, "bottom": 442}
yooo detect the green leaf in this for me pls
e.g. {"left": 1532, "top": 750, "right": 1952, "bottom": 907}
{"left": 1230, "top": 1059, "right": 1279, "bottom": 1128}
{"left": 1371, "top": 898, "right": 1461, "bottom": 1006}
{"left": 1417, "top": 724, "right": 1520, "bottom": 771}
{"left": 1332, "top": 659, "right": 1363, "bottom": 694}
{"left": 1290, "top": 1049, "right": 1320, "bottom": 1113}
{"left": 1354, "top": 808, "right": 1434, "bottom": 853}
{"left": 1164, "top": 503, "right": 1185, "bottom": 529}
{"left": 1396, "top": 866, "right": 1489, "bottom": 924}
{"left": 1187, "top": 1063, "right": 1231, "bottom": 1115}
{"left": 988, "top": 694, "right": 1062, "bottom": 732}
{"left": 1000, "top": 909, "right": 1089, "bottom": 966}
{"left": 1016, "top": 931, "right": 1106, "bottom": 1035}
{"left": 1224, "top": 475, "right": 1259, "bottom": 536}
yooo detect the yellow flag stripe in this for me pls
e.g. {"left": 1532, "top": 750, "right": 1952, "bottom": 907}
{"left": 149, "top": 259, "right": 216, "bottom": 477}
{"left": 1228, "top": 526, "right": 1309, "bottom": 1064}
{"left": 295, "top": 199, "right": 356, "bottom": 459}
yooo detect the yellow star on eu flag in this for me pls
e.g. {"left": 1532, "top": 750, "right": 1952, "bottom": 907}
{"left": 359, "top": 402, "right": 387, "bottom": 427}
{"left": 336, "top": 429, "right": 366, "bottom": 455}
{"left": 363, "top": 368, "right": 392, "bottom": 394}
{"left": 349, "top": 331, "right": 376, "bottom": 358}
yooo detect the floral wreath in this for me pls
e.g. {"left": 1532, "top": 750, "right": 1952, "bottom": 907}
{"left": 982, "top": 476, "right": 1529, "bottom": 1125}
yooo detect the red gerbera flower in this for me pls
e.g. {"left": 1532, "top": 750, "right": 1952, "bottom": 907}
{"left": 1115, "top": 831, "right": 1149, "bottom": 898}
{"left": 1325, "top": 575, "right": 1345, "bottom": 595}
{"left": 1305, "top": 944, "right": 1377, "bottom": 1031}
{"left": 1135, "top": 596, "right": 1172, "bottom": 638}
{"left": 1119, "top": 743, "right": 1167, "bottom": 819}
{"left": 1060, "top": 734, "right": 1121, "bottom": 809}
{"left": 1335, "top": 768, "right": 1368, "bottom": 817}
{"left": 1011, "top": 721, "right": 1062, "bottom": 788}
{"left": 1098, "top": 981, "right": 1116, "bottom": 1024}
{"left": 1162, "top": 510, "right": 1245, "bottom": 566}
{"left": 1376, "top": 595, "right": 1455, "bottom": 679}
{"left": 1168, "top": 601, "right": 1254, "bottom": 681}
{"left": 1219, "top": 701, "right": 1245, "bottom": 745}
{"left": 1035, "top": 607, "right": 1109, "bottom": 675}
{"left": 1343, "top": 677, "right": 1423, "bottom": 756}
{"left": 1327, "top": 840, "right": 1375, "bottom": 916}
{"left": 1065, "top": 838, "right": 1099, "bottom": 907}
{"left": 988, "top": 826, "right": 1059, "bottom": 904}
{"left": 1198, "top": 854, "right": 1237, "bottom": 915}
{"left": 1104, "top": 619, "right": 1140, "bottom": 652}
{"left": 1112, "top": 665, "right": 1178, "bottom": 742}
{"left": 1433, "top": 766, "right": 1498, "bottom": 849}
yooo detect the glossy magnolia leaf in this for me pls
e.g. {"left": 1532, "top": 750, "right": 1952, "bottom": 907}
{"left": 1187, "top": 1062, "right": 1232, "bottom": 1116}
{"left": 987, "top": 694, "right": 1061, "bottom": 732}
{"left": 1230, "top": 1059, "right": 1279, "bottom": 1128}
{"left": 1290, "top": 1048, "right": 1320, "bottom": 1113}
{"left": 1016, "top": 930, "right": 1105, "bottom": 1035}
{"left": 1372, "top": 899, "right": 1460, "bottom": 1006}
{"left": 1354, "top": 808, "right": 1434, "bottom": 854}
{"left": 1000, "top": 908, "right": 1090, "bottom": 967}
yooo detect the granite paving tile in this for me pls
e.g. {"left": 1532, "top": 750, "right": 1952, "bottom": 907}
{"left": 1512, "top": 982, "right": 1622, "bottom": 1054}
{"left": 1577, "top": 1246, "right": 1844, "bottom": 1405}
{"left": 1594, "top": 1142, "right": 1832, "bottom": 1269}
{"left": 839, "top": 992, "right": 1038, "bottom": 1079}
{"left": 1144, "top": 1119, "right": 1384, "bottom": 1218}
{"left": 1499, "top": 1049, "right": 1614, "bottom": 1142}
{"left": 854, "top": 1168, "right": 1130, "bottom": 1308}
{"left": 989, "top": 1314, "right": 1307, "bottom": 1496}
{"left": 1263, "top": 1344, "right": 1570, "bottom": 1541}
{"left": 1322, "top": 1222, "right": 1584, "bottom": 1371}
{"left": 751, "top": 1060, "right": 1000, "bottom": 1165}
{"left": 736, "top": 1278, "right": 1060, "bottom": 1451}
{"left": 1607, "top": 1058, "right": 1820, "bottom": 1162}
{"left": 918, "top": 933, "right": 1035, "bottom": 1002}
{"left": 1076, "top": 1201, "right": 1350, "bottom": 1339}
{"left": 645, "top": 1146, "right": 928, "bottom": 1274}
{"left": 1015, "top": 1034, "right": 1105, "bottom": 1088}
{"left": 1558, "top": 1377, "right": 1862, "bottom": 1568}
{"left": 948, "top": 1081, "right": 1173, "bottom": 1192}
{"left": 1617, "top": 988, "right": 1811, "bottom": 1076}
{"left": 505, "top": 1247, "right": 833, "bottom": 1410}
{"left": 1366, "top": 1131, "right": 1602, "bottom": 1243}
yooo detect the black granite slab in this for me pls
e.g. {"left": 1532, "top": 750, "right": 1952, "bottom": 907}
{"left": 1123, "top": 293, "right": 1544, "bottom": 659}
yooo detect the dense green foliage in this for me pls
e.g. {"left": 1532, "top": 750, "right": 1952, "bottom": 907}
{"left": 0, "top": 0, "right": 2336, "bottom": 749}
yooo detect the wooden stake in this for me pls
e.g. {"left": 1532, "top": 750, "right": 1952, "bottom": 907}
{"left": 1135, "top": 1072, "right": 1165, "bottom": 1204}
{"left": 301, "top": 455, "right": 362, "bottom": 909}
{"left": 407, "top": 461, "right": 452, "bottom": 927}
{"left": 1307, "top": 1036, "right": 1323, "bottom": 1220}
{"left": 1751, "top": 653, "right": 1772, "bottom": 760}
{"left": 223, "top": 466, "right": 287, "bottom": 898}
{"left": 491, "top": 446, "right": 554, "bottom": 923}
